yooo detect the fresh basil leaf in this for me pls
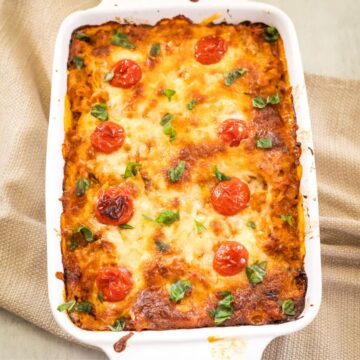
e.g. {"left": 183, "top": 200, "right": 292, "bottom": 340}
{"left": 169, "top": 280, "right": 192, "bottom": 303}
{"left": 194, "top": 219, "right": 206, "bottom": 234}
{"left": 210, "top": 292, "right": 234, "bottom": 325}
{"left": 281, "top": 299, "right": 296, "bottom": 316}
{"left": 142, "top": 214, "right": 155, "bottom": 222}
{"left": 252, "top": 96, "right": 267, "bottom": 109}
{"left": 264, "top": 26, "right": 279, "bottom": 42}
{"left": 267, "top": 93, "right": 280, "bottom": 105}
{"left": 72, "top": 56, "right": 84, "bottom": 69}
{"left": 108, "top": 317, "right": 126, "bottom": 331}
{"left": 214, "top": 165, "right": 231, "bottom": 181}
{"left": 75, "top": 178, "right": 90, "bottom": 197}
{"left": 155, "top": 240, "right": 170, "bottom": 252}
{"left": 70, "top": 236, "right": 78, "bottom": 250}
{"left": 162, "top": 88, "right": 176, "bottom": 102}
{"left": 280, "top": 214, "right": 293, "bottom": 226}
{"left": 91, "top": 103, "right": 108, "bottom": 121}
{"left": 75, "top": 302, "right": 92, "bottom": 313}
{"left": 160, "top": 113, "right": 174, "bottom": 126}
{"left": 186, "top": 99, "right": 198, "bottom": 110}
{"left": 246, "top": 261, "right": 267, "bottom": 285}
{"left": 104, "top": 71, "right": 114, "bottom": 82}
{"left": 256, "top": 138, "right": 273, "bottom": 149}
{"left": 76, "top": 31, "right": 91, "bottom": 42}
{"left": 111, "top": 31, "right": 136, "bottom": 49}
{"left": 224, "top": 68, "right": 246, "bottom": 86}
{"left": 57, "top": 299, "right": 76, "bottom": 312}
{"left": 124, "top": 162, "right": 141, "bottom": 179}
{"left": 98, "top": 292, "right": 104, "bottom": 303}
{"left": 246, "top": 220, "right": 256, "bottom": 229}
{"left": 155, "top": 210, "right": 180, "bottom": 226}
{"left": 119, "top": 224, "right": 134, "bottom": 229}
{"left": 74, "top": 225, "right": 94, "bottom": 242}
{"left": 150, "top": 42, "right": 161, "bottom": 57}
{"left": 168, "top": 161, "right": 186, "bottom": 183}
{"left": 163, "top": 121, "right": 176, "bottom": 143}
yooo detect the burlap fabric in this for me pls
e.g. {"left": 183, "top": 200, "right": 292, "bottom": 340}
{"left": 0, "top": 1, "right": 359, "bottom": 359}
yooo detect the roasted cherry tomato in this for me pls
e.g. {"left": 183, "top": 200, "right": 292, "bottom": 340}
{"left": 194, "top": 35, "right": 228, "bottom": 65}
{"left": 218, "top": 119, "right": 249, "bottom": 147}
{"left": 109, "top": 59, "right": 142, "bottom": 88}
{"left": 211, "top": 178, "right": 250, "bottom": 216}
{"left": 96, "top": 266, "right": 133, "bottom": 302}
{"left": 91, "top": 121, "right": 125, "bottom": 154}
{"left": 213, "top": 241, "right": 249, "bottom": 276}
{"left": 95, "top": 186, "right": 134, "bottom": 225}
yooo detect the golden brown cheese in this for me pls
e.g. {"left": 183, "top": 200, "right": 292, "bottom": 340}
{"left": 61, "top": 17, "right": 306, "bottom": 331}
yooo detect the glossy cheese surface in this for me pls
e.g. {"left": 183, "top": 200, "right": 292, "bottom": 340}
{"left": 62, "top": 17, "right": 306, "bottom": 331}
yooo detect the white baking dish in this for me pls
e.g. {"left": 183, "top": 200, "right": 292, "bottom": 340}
{"left": 46, "top": 0, "right": 321, "bottom": 358}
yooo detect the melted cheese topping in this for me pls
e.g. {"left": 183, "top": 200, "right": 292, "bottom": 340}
{"left": 62, "top": 17, "right": 305, "bottom": 331}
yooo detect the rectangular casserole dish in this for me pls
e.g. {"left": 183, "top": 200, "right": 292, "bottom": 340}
{"left": 46, "top": 0, "right": 321, "bottom": 359}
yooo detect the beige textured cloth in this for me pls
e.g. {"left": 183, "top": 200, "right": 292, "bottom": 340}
{"left": 0, "top": 1, "right": 359, "bottom": 359}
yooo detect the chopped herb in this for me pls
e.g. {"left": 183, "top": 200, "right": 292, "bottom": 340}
{"left": 168, "top": 161, "right": 186, "bottom": 183}
{"left": 155, "top": 240, "right": 170, "bottom": 252}
{"left": 210, "top": 292, "right": 234, "bottom": 325}
{"left": 264, "top": 26, "right": 279, "bottom": 42}
{"left": 75, "top": 302, "right": 92, "bottom": 313}
{"left": 246, "top": 261, "right": 267, "bottom": 285}
{"left": 246, "top": 220, "right": 256, "bottom": 229}
{"left": 70, "top": 236, "right": 78, "bottom": 250}
{"left": 104, "top": 71, "right": 114, "bottom": 82}
{"left": 155, "top": 210, "right": 180, "bottom": 226}
{"left": 280, "top": 214, "right": 293, "bottom": 226}
{"left": 267, "top": 92, "right": 280, "bottom": 105}
{"left": 97, "top": 292, "right": 104, "bottom": 303}
{"left": 72, "top": 56, "right": 84, "bottom": 69}
{"left": 74, "top": 225, "right": 93, "bottom": 242}
{"left": 75, "top": 178, "right": 90, "bottom": 197}
{"left": 91, "top": 103, "right": 108, "bottom": 121}
{"left": 160, "top": 113, "right": 174, "bottom": 126}
{"left": 194, "top": 219, "right": 206, "bottom": 233}
{"left": 163, "top": 121, "right": 176, "bottom": 143}
{"left": 57, "top": 299, "right": 76, "bottom": 312}
{"left": 169, "top": 280, "right": 192, "bottom": 303}
{"left": 256, "top": 138, "right": 273, "bottom": 149}
{"left": 124, "top": 162, "right": 142, "bottom": 179}
{"left": 162, "top": 88, "right": 176, "bottom": 102}
{"left": 252, "top": 96, "right": 268, "bottom": 109}
{"left": 111, "top": 31, "right": 136, "bottom": 49}
{"left": 142, "top": 214, "right": 155, "bottom": 222}
{"left": 186, "top": 99, "right": 198, "bottom": 110}
{"left": 224, "top": 68, "right": 246, "bottom": 86}
{"left": 214, "top": 165, "right": 231, "bottom": 181}
{"left": 76, "top": 31, "right": 90, "bottom": 42}
{"left": 281, "top": 299, "right": 296, "bottom": 316}
{"left": 119, "top": 224, "right": 134, "bottom": 229}
{"left": 108, "top": 317, "right": 126, "bottom": 331}
{"left": 149, "top": 42, "right": 161, "bottom": 57}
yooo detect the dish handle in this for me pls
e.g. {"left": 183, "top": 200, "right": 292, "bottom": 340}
{"left": 100, "top": 335, "right": 274, "bottom": 360}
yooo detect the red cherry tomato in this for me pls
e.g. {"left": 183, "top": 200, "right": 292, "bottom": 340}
{"left": 218, "top": 119, "right": 249, "bottom": 147}
{"left": 109, "top": 59, "right": 142, "bottom": 88}
{"left": 194, "top": 35, "right": 228, "bottom": 65}
{"left": 91, "top": 121, "right": 125, "bottom": 154}
{"left": 213, "top": 241, "right": 249, "bottom": 276}
{"left": 96, "top": 266, "right": 133, "bottom": 302}
{"left": 95, "top": 186, "right": 134, "bottom": 225}
{"left": 211, "top": 178, "right": 250, "bottom": 216}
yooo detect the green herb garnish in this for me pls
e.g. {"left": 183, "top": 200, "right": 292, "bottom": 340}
{"left": 281, "top": 299, "right": 296, "bottom": 316}
{"left": 75, "top": 178, "right": 90, "bottom": 197}
{"left": 98, "top": 292, "right": 104, "bottom": 303}
{"left": 119, "top": 224, "right": 134, "bottom": 229}
{"left": 150, "top": 43, "right": 161, "bottom": 57}
{"left": 155, "top": 240, "right": 171, "bottom": 252}
{"left": 252, "top": 96, "right": 268, "bottom": 109}
{"left": 91, "top": 103, "right": 108, "bottom": 121}
{"left": 169, "top": 280, "right": 192, "bottom": 303}
{"left": 209, "top": 291, "right": 234, "bottom": 325}
{"left": 194, "top": 220, "right": 206, "bottom": 234}
{"left": 186, "top": 99, "right": 198, "bottom": 110}
{"left": 162, "top": 88, "right": 176, "bottom": 102}
{"left": 160, "top": 113, "right": 176, "bottom": 142}
{"left": 267, "top": 93, "right": 281, "bottom": 105}
{"left": 214, "top": 165, "right": 231, "bottom": 181}
{"left": 75, "top": 302, "right": 92, "bottom": 313}
{"left": 70, "top": 236, "right": 78, "bottom": 250}
{"left": 72, "top": 56, "right": 84, "bottom": 69}
{"left": 76, "top": 31, "right": 90, "bottom": 42}
{"left": 57, "top": 299, "right": 76, "bottom": 312}
{"left": 246, "top": 261, "right": 267, "bottom": 285}
{"left": 280, "top": 214, "right": 293, "bottom": 226}
{"left": 111, "top": 31, "right": 136, "bottom": 49}
{"left": 124, "top": 162, "right": 142, "bottom": 179}
{"left": 74, "top": 225, "right": 94, "bottom": 242}
{"left": 264, "top": 26, "right": 279, "bottom": 42}
{"left": 256, "top": 138, "right": 273, "bottom": 149}
{"left": 168, "top": 161, "right": 186, "bottom": 183}
{"left": 246, "top": 220, "right": 256, "bottom": 229}
{"left": 224, "top": 68, "right": 246, "bottom": 86}
{"left": 155, "top": 210, "right": 180, "bottom": 226}
{"left": 108, "top": 317, "right": 126, "bottom": 331}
